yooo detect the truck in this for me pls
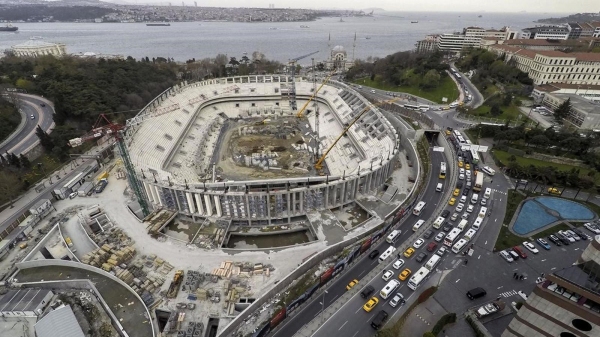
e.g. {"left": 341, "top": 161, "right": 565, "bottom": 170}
{"left": 167, "top": 270, "right": 184, "bottom": 298}
{"left": 475, "top": 301, "right": 505, "bottom": 318}
{"left": 473, "top": 171, "right": 484, "bottom": 192}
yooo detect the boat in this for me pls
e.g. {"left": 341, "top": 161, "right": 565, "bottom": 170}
{"left": 0, "top": 24, "right": 18, "bottom": 32}
{"left": 269, "top": 27, "right": 277, "bottom": 30}
{"left": 478, "top": 15, "right": 482, "bottom": 18}
{"left": 339, "top": 17, "right": 344, "bottom": 22}
{"left": 365, "top": 37, "right": 371, "bottom": 40}
{"left": 411, "top": 21, "right": 418, "bottom": 23}
{"left": 300, "top": 25, "right": 309, "bottom": 28}
{"left": 146, "top": 23, "right": 171, "bottom": 26}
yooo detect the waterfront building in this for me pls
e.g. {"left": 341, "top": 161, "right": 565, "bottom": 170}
{"left": 520, "top": 25, "right": 570, "bottom": 40}
{"left": 415, "top": 35, "right": 439, "bottom": 53}
{"left": 502, "top": 235, "right": 600, "bottom": 337}
{"left": 437, "top": 26, "right": 517, "bottom": 53}
{"left": 485, "top": 44, "right": 600, "bottom": 86}
{"left": 591, "top": 22, "right": 600, "bottom": 37}
{"left": 11, "top": 40, "right": 66, "bottom": 58}
{"left": 492, "top": 37, "right": 600, "bottom": 51}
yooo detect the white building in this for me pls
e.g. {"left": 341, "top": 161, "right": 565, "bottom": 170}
{"left": 437, "top": 26, "right": 517, "bottom": 53}
{"left": 324, "top": 45, "right": 354, "bottom": 71}
{"left": 11, "top": 40, "right": 66, "bottom": 58}
{"left": 35, "top": 305, "right": 86, "bottom": 337}
{"left": 0, "top": 289, "right": 54, "bottom": 317}
{"left": 520, "top": 25, "right": 570, "bottom": 40}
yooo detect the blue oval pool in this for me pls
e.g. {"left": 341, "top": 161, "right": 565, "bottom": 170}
{"left": 512, "top": 197, "right": 595, "bottom": 235}
{"left": 535, "top": 197, "right": 594, "bottom": 220}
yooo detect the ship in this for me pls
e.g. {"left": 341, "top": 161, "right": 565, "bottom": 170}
{"left": 411, "top": 21, "right": 419, "bottom": 23}
{"left": 478, "top": 15, "right": 483, "bottom": 18}
{"left": 0, "top": 24, "right": 18, "bottom": 32}
{"left": 146, "top": 23, "right": 171, "bottom": 26}
{"left": 300, "top": 25, "right": 309, "bottom": 28}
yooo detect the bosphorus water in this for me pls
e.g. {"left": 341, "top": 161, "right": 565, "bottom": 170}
{"left": 0, "top": 11, "right": 556, "bottom": 63}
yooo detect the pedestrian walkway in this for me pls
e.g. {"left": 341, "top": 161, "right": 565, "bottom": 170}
{"left": 400, "top": 296, "right": 447, "bottom": 337}
{"left": 499, "top": 289, "right": 518, "bottom": 298}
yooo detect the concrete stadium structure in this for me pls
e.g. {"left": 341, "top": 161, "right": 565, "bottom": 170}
{"left": 125, "top": 75, "right": 400, "bottom": 224}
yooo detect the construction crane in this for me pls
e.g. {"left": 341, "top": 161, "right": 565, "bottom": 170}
{"left": 68, "top": 113, "right": 152, "bottom": 217}
{"left": 314, "top": 98, "right": 400, "bottom": 172}
{"left": 287, "top": 50, "right": 319, "bottom": 111}
{"left": 296, "top": 71, "right": 335, "bottom": 119}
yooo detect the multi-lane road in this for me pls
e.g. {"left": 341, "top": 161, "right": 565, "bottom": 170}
{"left": 0, "top": 93, "right": 55, "bottom": 156}
{"left": 271, "top": 143, "right": 448, "bottom": 337}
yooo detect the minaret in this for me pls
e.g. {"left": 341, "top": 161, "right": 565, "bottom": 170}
{"left": 352, "top": 32, "right": 356, "bottom": 63}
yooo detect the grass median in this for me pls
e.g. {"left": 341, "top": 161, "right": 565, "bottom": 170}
{"left": 352, "top": 77, "right": 459, "bottom": 104}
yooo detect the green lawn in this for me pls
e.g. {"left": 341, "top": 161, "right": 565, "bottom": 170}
{"left": 471, "top": 103, "right": 523, "bottom": 121}
{"left": 352, "top": 77, "right": 459, "bottom": 104}
{"left": 532, "top": 223, "right": 571, "bottom": 239}
{"left": 493, "top": 150, "right": 599, "bottom": 183}
{"left": 495, "top": 190, "right": 527, "bottom": 250}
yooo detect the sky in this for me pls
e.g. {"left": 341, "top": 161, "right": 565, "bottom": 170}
{"left": 127, "top": 0, "right": 598, "bottom": 13}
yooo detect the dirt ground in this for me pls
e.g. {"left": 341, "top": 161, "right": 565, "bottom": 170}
{"left": 215, "top": 117, "right": 315, "bottom": 181}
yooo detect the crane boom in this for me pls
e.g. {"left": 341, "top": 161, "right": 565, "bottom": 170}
{"left": 296, "top": 72, "right": 335, "bottom": 118}
{"left": 287, "top": 51, "right": 319, "bottom": 111}
{"left": 289, "top": 50, "right": 319, "bottom": 63}
{"left": 314, "top": 98, "right": 400, "bottom": 171}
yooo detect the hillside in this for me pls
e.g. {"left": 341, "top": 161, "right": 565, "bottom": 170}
{"left": 536, "top": 12, "right": 600, "bottom": 24}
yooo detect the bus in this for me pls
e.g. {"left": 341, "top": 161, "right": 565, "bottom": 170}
{"left": 386, "top": 230, "right": 401, "bottom": 244}
{"left": 455, "top": 74, "right": 462, "bottom": 81}
{"left": 444, "top": 228, "right": 462, "bottom": 247}
{"left": 470, "top": 149, "right": 480, "bottom": 164}
{"left": 413, "top": 219, "right": 425, "bottom": 231}
{"left": 453, "top": 130, "right": 462, "bottom": 138}
{"left": 379, "top": 246, "right": 397, "bottom": 263}
{"left": 413, "top": 201, "right": 426, "bottom": 216}
{"left": 408, "top": 267, "right": 430, "bottom": 290}
{"left": 457, "top": 136, "right": 466, "bottom": 144}
{"left": 404, "top": 104, "right": 419, "bottom": 110}
{"left": 439, "top": 162, "right": 447, "bottom": 179}
{"left": 456, "top": 219, "right": 468, "bottom": 232}
{"left": 380, "top": 279, "right": 400, "bottom": 299}
{"left": 418, "top": 105, "right": 430, "bottom": 112}
{"left": 452, "top": 238, "right": 468, "bottom": 253}
{"left": 463, "top": 228, "right": 477, "bottom": 241}
{"left": 473, "top": 171, "right": 484, "bottom": 192}
{"left": 424, "top": 255, "right": 441, "bottom": 271}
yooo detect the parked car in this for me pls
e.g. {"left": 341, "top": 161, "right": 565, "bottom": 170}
{"left": 571, "top": 228, "right": 588, "bottom": 240}
{"left": 584, "top": 223, "right": 600, "bottom": 234}
{"left": 499, "top": 250, "right": 514, "bottom": 263}
{"left": 547, "top": 235, "right": 563, "bottom": 246}
{"left": 512, "top": 246, "right": 528, "bottom": 259}
{"left": 547, "top": 187, "right": 561, "bottom": 195}
{"left": 565, "top": 230, "right": 581, "bottom": 241}
{"left": 558, "top": 230, "right": 576, "bottom": 243}
{"left": 555, "top": 232, "right": 571, "bottom": 245}
{"left": 522, "top": 241, "right": 539, "bottom": 254}
{"left": 535, "top": 238, "right": 551, "bottom": 250}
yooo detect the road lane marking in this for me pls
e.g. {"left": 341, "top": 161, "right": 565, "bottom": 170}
{"left": 541, "top": 259, "right": 546, "bottom": 262}
{"left": 497, "top": 286, "right": 503, "bottom": 290}
{"left": 355, "top": 307, "right": 363, "bottom": 314}
{"left": 455, "top": 279, "right": 460, "bottom": 283}
{"left": 485, "top": 241, "right": 487, "bottom": 245}
{"left": 358, "top": 270, "right": 366, "bottom": 277}
{"left": 339, "top": 321, "right": 347, "bottom": 330}
{"left": 352, "top": 332, "right": 359, "bottom": 337}
{"left": 551, "top": 267, "right": 556, "bottom": 270}
{"left": 478, "top": 255, "right": 481, "bottom": 259}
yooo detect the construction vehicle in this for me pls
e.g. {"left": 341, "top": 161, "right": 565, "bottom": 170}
{"left": 296, "top": 71, "right": 336, "bottom": 118}
{"left": 314, "top": 98, "right": 400, "bottom": 172}
{"left": 167, "top": 270, "right": 184, "bottom": 298}
{"left": 287, "top": 51, "right": 319, "bottom": 111}
{"left": 254, "top": 118, "right": 271, "bottom": 125}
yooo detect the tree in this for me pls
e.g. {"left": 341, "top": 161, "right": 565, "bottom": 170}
{"left": 490, "top": 104, "right": 502, "bottom": 117}
{"left": 554, "top": 98, "right": 571, "bottom": 124}
{"left": 240, "top": 55, "right": 250, "bottom": 65}
{"left": 19, "top": 154, "right": 30, "bottom": 169}
{"left": 228, "top": 57, "right": 239, "bottom": 67}
{"left": 423, "top": 332, "right": 436, "bottom": 337}
{"left": 36, "top": 125, "right": 55, "bottom": 151}
{"left": 422, "top": 69, "right": 441, "bottom": 89}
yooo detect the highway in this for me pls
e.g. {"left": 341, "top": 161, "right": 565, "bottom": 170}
{"left": 0, "top": 93, "right": 55, "bottom": 156}
{"left": 271, "top": 141, "right": 448, "bottom": 337}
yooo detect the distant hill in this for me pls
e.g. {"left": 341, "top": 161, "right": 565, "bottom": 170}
{"left": 536, "top": 12, "right": 600, "bottom": 24}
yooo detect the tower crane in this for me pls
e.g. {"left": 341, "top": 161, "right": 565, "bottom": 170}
{"left": 68, "top": 113, "right": 155, "bottom": 217}
{"left": 314, "top": 98, "right": 400, "bottom": 172}
{"left": 296, "top": 70, "right": 336, "bottom": 119}
{"left": 287, "top": 50, "right": 319, "bottom": 111}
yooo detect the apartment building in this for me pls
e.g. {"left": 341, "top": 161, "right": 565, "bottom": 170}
{"left": 591, "top": 22, "right": 600, "bottom": 38}
{"left": 534, "top": 83, "right": 600, "bottom": 103}
{"left": 502, "top": 235, "right": 600, "bottom": 337}
{"left": 498, "top": 37, "right": 600, "bottom": 51}
{"left": 415, "top": 34, "right": 439, "bottom": 53}
{"left": 436, "top": 26, "right": 516, "bottom": 52}
{"left": 485, "top": 44, "right": 600, "bottom": 86}
{"left": 520, "top": 25, "right": 570, "bottom": 40}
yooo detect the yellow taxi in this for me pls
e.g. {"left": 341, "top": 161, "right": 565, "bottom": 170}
{"left": 363, "top": 297, "right": 379, "bottom": 312}
{"left": 547, "top": 188, "right": 561, "bottom": 195}
{"left": 465, "top": 163, "right": 471, "bottom": 170}
{"left": 449, "top": 197, "right": 456, "bottom": 206}
{"left": 399, "top": 268, "right": 412, "bottom": 281}
{"left": 458, "top": 161, "right": 464, "bottom": 168}
{"left": 403, "top": 247, "right": 415, "bottom": 258}
{"left": 346, "top": 279, "right": 358, "bottom": 290}
{"left": 453, "top": 188, "right": 460, "bottom": 196}
{"left": 445, "top": 129, "right": 452, "bottom": 135}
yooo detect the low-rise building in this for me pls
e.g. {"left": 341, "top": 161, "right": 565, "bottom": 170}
{"left": 533, "top": 83, "right": 600, "bottom": 103}
{"left": 437, "top": 26, "right": 517, "bottom": 53}
{"left": 415, "top": 34, "right": 439, "bottom": 53}
{"left": 11, "top": 40, "right": 66, "bottom": 58}
{"left": 520, "top": 25, "right": 570, "bottom": 40}
{"left": 0, "top": 289, "right": 54, "bottom": 317}
{"left": 35, "top": 304, "right": 86, "bottom": 337}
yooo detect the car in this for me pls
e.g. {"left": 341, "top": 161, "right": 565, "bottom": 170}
{"left": 347, "top": 279, "right": 359, "bottom": 290}
{"left": 465, "top": 163, "right": 471, "bottom": 170}
{"left": 371, "top": 310, "right": 389, "bottom": 329}
{"left": 512, "top": 246, "right": 528, "bottom": 259}
{"left": 40, "top": 103, "right": 46, "bottom": 107}
{"left": 30, "top": 114, "right": 35, "bottom": 119}
{"left": 571, "top": 228, "right": 589, "bottom": 240}
{"left": 363, "top": 297, "right": 379, "bottom": 312}
{"left": 535, "top": 238, "right": 551, "bottom": 250}
{"left": 459, "top": 168, "right": 465, "bottom": 175}
{"left": 360, "top": 285, "right": 375, "bottom": 298}
{"left": 548, "top": 235, "right": 562, "bottom": 246}
{"left": 547, "top": 187, "right": 561, "bottom": 195}
{"left": 453, "top": 189, "right": 460, "bottom": 196}
{"left": 389, "top": 293, "right": 405, "bottom": 307}
{"left": 456, "top": 203, "right": 464, "bottom": 212}
{"left": 434, "top": 232, "right": 445, "bottom": 242}
{"left": 466, "top": 170, "right": 472, "bottom": 177}
{"left": 459, "top": 195, "right": 467, "bottom": 204}
{"left": 382, "top": 270, "right": 394, "bottom": 281}
{"left": 522, "top": 241, "right": 539, "bottom": 254}
{"left": 441, "top": 210, "right": 450, "bottom": 218}
{"left": 442, "top": 223, "right": 453, "bottom": 232}
{"left": 558, "top": 230, "right": 575, "bottom": 243}
{"left": 369, "top": 250, "right": 380, "bottom": 259}
{"left": 508, "top": 250, "right": 519, "bottom": 261}
{"left": 461, "top": 212, "right": 470, "bottom": 220}
{"left": 413, "top": 239, "right": 425, "bottom": 249}
{"left": 392, "top": 259, "right": 405, "bottom": 270}
{"left": 481, "top": 166, "right": 495, "bottom": 176}
{"left": 555, "top": 232, "right": 571, "bottom": 245}
{"left": 584, "top": 223, "right": 600, "bottom": 234}
{"left": 466, "top": 205, "right": 474, "bottom": 213}
{"left": 403, "top": 247, "right": 415, "bottom": 258}
{"left": 480, "top": 198, "right": 487, "bottom": 206}
{"left": 462, "top": 188, "right": 470, "bottom": 196}
{"left": 450, "top": 212, "right": 459, "bottom": 221}
{"left": 565, "top": 230, "right": 581, "bottom": 241}
{"left": 399, "top": 268, "right": 411, "bottom": 281}
{"left": 445, "top": 130, "right": 452, "bottom": 135}
{"left": 416, "top": 252, "right": 428, "bottom": 263}
{"left": 448, "top": 197, "right": 456, "bottom": 206}
{"left": 436, "top": 246, "right": 447, "bottom": 256}
{"left": 458, "top": 161, "right": 464, "bottom": 168}
{"left": 423, "top": 229, "right": 434, "bottom": 239}
{"left": 499, "top": 250, "right": 514, "bottom": 263}
{"left": 426, "top": 242, "right": 438, "bottom": 252}
{"left": 459, "top": 173, "right": 465, "bottom": 180}
{"left": 456, "top": 181, "right": 463, "bottom": 188}
{"left": 68, "top": 192, "right": 77, "bottom": 199}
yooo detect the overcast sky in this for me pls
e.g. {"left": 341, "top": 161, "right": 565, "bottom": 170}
{"left": 139, "top": 0, "right": 597, "bottom": 13}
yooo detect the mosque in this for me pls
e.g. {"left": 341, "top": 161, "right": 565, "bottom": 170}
{"left": 324, "top": 45, "right": 355, "bottom": 71}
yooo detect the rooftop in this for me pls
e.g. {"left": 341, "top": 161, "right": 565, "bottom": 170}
{"left": 554, "top": 259, "right": 600, "bottom": 297}
{"left": 553, "top": 93, "right": 600, "bottom": 115}
{"left": 35, "top": 305, "right": 85, "bottom": 337}
{"left": 12, "top": 40, "right": 63, "bottom": 49}
{"left": 535, "top": 83, "right": 600, "bottom": 92}
{"left": 0, "top": 289, "right": 53, "bottom": 313}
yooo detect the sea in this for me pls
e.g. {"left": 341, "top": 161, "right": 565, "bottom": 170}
{"left": 0, "top": 11, "right": 560, "bottom": 63}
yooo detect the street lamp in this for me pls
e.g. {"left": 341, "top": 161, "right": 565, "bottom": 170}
{"left": 320, "top": 290, "right": 329, "bottom": 323}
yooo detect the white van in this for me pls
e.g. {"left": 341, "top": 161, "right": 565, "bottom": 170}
{"left": 484, "top": 188, "right": 491, "bottom": 199}
{"left": 452, "top": 238, "right": 468, "bottom": 253}
{"left": 413, "top": 219, "right": 426, "bottom": 232}
{"left": 478, "top": 207, "right": 487, "bottom": 218}
{"left": 471, "top": 193, "right": 479, "bottom": 204}
{"left": 432, "top": 217, "right": 445, "bottom": 229}
{"left": 457, "top": 219, "right": 468, "bottom": 232}
{"left": 472, "top": 217, "right": 483, "bottom": 230}
{"left": 436, "top": 183, "right": 443, "bottom": 192}
{"left": 380, "top": 279, "right": 400, "bottom": 299}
